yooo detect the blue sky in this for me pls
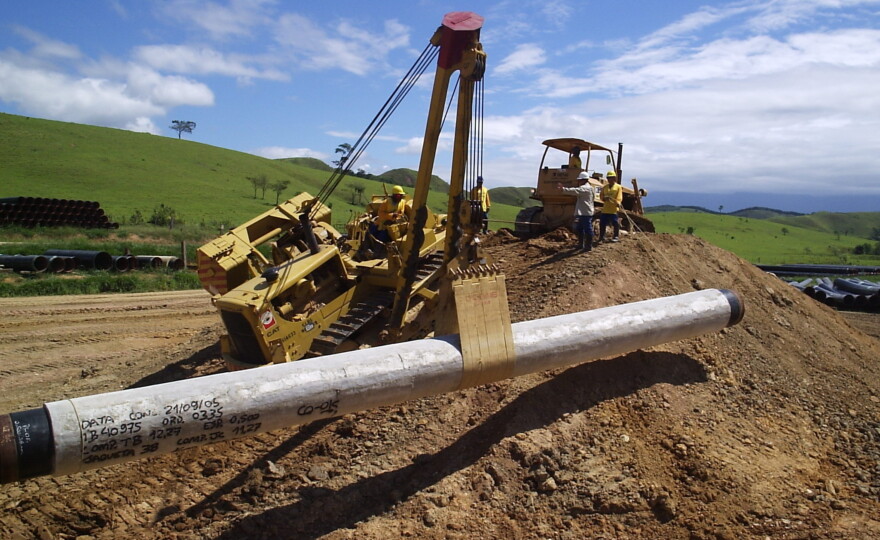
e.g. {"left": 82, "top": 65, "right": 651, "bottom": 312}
{"left": 2, "top": 0, "right": 879, "bottom": 213}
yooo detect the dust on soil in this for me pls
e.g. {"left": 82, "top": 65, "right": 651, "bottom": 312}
{"left": 1, "top": 230, "right": 879, "bottom": 539}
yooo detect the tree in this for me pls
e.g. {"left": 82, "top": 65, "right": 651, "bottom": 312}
{"left": 333, "top": 143, "right": 352, "bottom": 167}
{"left": 781, "top": 227, "right": 789, "bottom": 236}
{"left": 170, "top": 120, "right": 196, "bottom": 139}
{"left": 270, "top": 180, "right": 291, "bottom": 204}
{"left": 247, "top": 174, "right": 268, "bottom": 199}
{"left": 718, "top": 205, "right": 724, "bottom": 212}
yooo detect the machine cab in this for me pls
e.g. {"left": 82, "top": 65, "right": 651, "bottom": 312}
{"left": 534, "top": 138, "right": 616, "bottom": 204}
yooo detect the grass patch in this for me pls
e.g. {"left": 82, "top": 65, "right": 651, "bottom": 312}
{"left": 0, "top": 270, "right": 201, "bottom": 297}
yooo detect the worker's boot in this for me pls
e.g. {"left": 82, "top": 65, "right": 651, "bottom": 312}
{"left": 583, "top": 234, "right": 592, "bottom": 252}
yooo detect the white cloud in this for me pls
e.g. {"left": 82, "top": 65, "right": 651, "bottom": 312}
{"left": 0, "top": 42, "right": 214, "bottom": 130}
{"left": 134, "top": 45, "right": 288, "bottom": 81}
{"left": 252, "top": 146, "right": 327, "bottom": 160}
{"left": 494, "top": 44, "right": 546, "bottom": 75}
{"left": 594, "top": 29, "right": 880, "bottom": 95}
{"left": 125, "top": 64, "right": 215, "bottom": 107}
{"left": 156, "top": 0, "right": 277, "bottom": 40}
{"left": 0, "top": 59, "right": 164, "bottom": 124}
{"left": 394, "top": 134, "right": 453, "bottom": 155}
{"left": 125, "top": 117, "right": 160, "bottom": 134}
{"left": 479, "top": 57, "right": 880, "bottom": 196}
{"left": 12, "top": 26, "right": 82, "bottom": 60}
{"left": 272, "top": 15, "right": 410, "bottom": 75}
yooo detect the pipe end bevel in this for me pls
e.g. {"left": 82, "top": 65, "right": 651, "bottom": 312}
{"left": 719, "top": 289, "right": 745, "bottom": 327}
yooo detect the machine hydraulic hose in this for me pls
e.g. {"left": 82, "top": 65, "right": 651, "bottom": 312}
{"left": 0, "top": 288, "right": 744, "bottom": 484}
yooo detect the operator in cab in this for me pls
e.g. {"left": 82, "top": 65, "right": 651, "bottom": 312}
{"left": 372, "top": 185, "right": 408, "bottom": 243}
{"left": 568, "top": 146, "right": 582, "bottom": 170}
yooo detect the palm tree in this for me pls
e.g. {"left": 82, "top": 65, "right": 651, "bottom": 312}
{"left": 333, "top": 143, "right": 353, "bottom": 167}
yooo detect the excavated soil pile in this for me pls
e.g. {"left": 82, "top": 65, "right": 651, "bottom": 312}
{"left": 1, "top": 231, "right": 879, "bottom": 539}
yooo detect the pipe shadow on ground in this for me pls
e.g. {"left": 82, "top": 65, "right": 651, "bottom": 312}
{"left": 211, "top": 350, "right": 706, "bottom": 539}
{"left": 127, "top": 341, "right": 224, "bottom": 389}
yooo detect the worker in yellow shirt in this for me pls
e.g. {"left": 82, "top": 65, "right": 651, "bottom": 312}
{"left": 568, "top": 146, "right": 582, "bottom": 170}
{"left": 470, "top": 176, "right": 491, "bottom": 233}
{"left": 598, "top": 171, "right": 623, "bottom": 243}
{"left": 372, "top": 185, "right": 408, "bottom": 243}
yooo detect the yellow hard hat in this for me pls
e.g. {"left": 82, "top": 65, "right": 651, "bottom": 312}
{"left": 606, "top": 170, "right": 617, "bottom": 178}
{"left": 392, "top": 185, "right": 405, "bottom": 195}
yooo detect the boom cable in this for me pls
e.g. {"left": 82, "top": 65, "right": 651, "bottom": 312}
{"left": 465, "top": 77, "right": 485, "bottom": 203}
{"left": 310, "top": 42, "right": 440, "bottom": 220}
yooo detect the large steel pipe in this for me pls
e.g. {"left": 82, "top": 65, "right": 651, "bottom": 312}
{"left": 111, "top": 255, "right": 132, "bottom": 272}
{"left": 44, "top": 250, "right": 112, "bottom": 271}
{"left": 155, "top": 256, "right": 184, "bottom": 270}
{"left": 0, "top": 289, "right": 743, "bottom": 484}
{"left": 834, "top": 278, "right": 880, "bottom": 296}
{"left": 135, "top": 256, "right": 163, "bottom": 269}
{"left": 0, "top": 254, "right": 49, "bottom": 273}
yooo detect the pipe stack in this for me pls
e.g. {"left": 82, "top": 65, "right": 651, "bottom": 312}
{"left": 0, "top": 254, "right": 79, "bottom": 274}
{"left": 788, "top": 277, "right": 880, "bottom": 311}
{"left": 0, "top": 197, "right": 119, "bottom": 229}
{"left": 0, "top": 251, "right": 183, "bottom": 274}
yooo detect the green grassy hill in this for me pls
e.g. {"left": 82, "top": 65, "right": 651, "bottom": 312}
{"left": 650, "top": 212, "right": 880, "bottom": 265}
{"left": 375, "top": 168, "right": 450, "bottom": 194}
{"left": 489, "top": 186, "right": 534, "bottom": 208}
{"left": 0, "top": 112, "right": 521, "bottom": 231}
{"left": 766, "top": 211, "right": 880, "bottom": 240}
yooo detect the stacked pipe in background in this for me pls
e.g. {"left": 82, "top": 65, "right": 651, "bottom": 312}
{"left": 787, "top": 277, "right": 880, "bottom": 311}
{"left": 0, "top": 251, "right": 183, "bottom": 273}
{"left": 0, "top": 197, "right": 119, "bottom": 229}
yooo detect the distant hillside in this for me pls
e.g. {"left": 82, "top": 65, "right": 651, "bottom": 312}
{"left": 490, "top": 186, "right": 535, "bottom": 208}
{"left": 278, "top": 157, "right": 333, "bottom": 171}
{"left": 646, "top": 205, "right": 804, "bottom": 219}
{"left": 645, "top": 205, "right": 719, "bottom": 214}
{"left": 376, "top": 168, "right": 449, "bottom": 194}
{"left": 729, "top": 207, "right": 804, "bottom": 219}
{"left": 646, "top": 204, "right": 879, "bottom": 239}
{"left": 0, "top": 112, "right": 523, "bottom": 231}
{"left": 768, "top": 211, "right": 880, "bottom": 240}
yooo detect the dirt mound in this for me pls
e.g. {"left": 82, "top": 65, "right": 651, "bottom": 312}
{"left": 1, "top": 231, "right": 879, "bottom": 539}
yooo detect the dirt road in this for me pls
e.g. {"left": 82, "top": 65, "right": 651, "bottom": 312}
{"left": 1, "top": 232, "right": 879, "bottom": 539}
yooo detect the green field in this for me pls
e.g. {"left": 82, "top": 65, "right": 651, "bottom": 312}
{"left": 650, "top": 212, "right": 880, "bottom": 266}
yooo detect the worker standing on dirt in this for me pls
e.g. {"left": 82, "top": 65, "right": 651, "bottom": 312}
{"left": 557, "top": 171, "right": 595, "bottom": 252}
{"left": 598, "top": 171, "right": 623, "bottom": 243}
{"left": 372, "top": 185, "right": 407, "bottom": 243}
{"left": 569, "top": 146, "right": 582, "bottom": 170}
{"left": 470, "top": 176, "right": 491, "bottom": 233}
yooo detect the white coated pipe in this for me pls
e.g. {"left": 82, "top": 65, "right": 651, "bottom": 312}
{"left": 0, "top": 289, "right": 743, "bottom": 483}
